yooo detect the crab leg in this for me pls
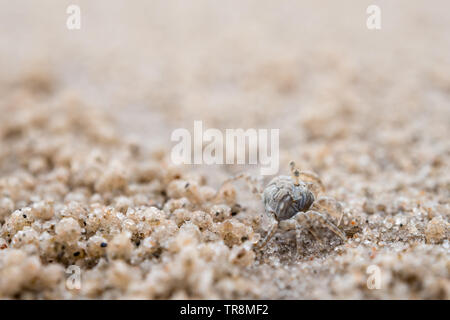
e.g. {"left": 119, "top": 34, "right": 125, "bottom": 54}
{"left": 295, "top": 210, "right": 346, "bottom": 241}
{"left": 255, "top": 211, "right": 278, "bottom": 249}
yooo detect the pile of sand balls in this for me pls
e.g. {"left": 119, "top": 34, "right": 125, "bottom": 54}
{"left": 0, "top": 86, "right": 265, "bottom": 299}
{"left": 0, "top": 71, "right": 448, "bottom": 299}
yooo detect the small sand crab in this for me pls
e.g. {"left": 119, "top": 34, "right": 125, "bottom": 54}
{"left": 218, "top": 161, "right": 346, "bottom": 253}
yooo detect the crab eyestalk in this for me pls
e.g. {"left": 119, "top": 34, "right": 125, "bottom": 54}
{"left": 289, "top": 161, "right": 300, "bottom": 186}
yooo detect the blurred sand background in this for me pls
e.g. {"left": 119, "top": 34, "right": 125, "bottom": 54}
{"left": 0, "top": 1, "right": 449, "bottom": 299}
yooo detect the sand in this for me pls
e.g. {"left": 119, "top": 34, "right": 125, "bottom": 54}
{"left": 0, "top": 0, "right": 449, "bottom": 299}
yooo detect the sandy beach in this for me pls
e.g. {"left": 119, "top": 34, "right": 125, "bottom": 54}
{"left": 0, "top": 1, "right": 449, "bottom": 299}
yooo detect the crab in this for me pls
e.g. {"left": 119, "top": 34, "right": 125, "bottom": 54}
{"left": 218, "top": 161, "right": 346, "bottom": 254}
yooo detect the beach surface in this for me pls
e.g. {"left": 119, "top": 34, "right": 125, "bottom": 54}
{"left": 0, "top": 0, "right": 449, "bottom": 299}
